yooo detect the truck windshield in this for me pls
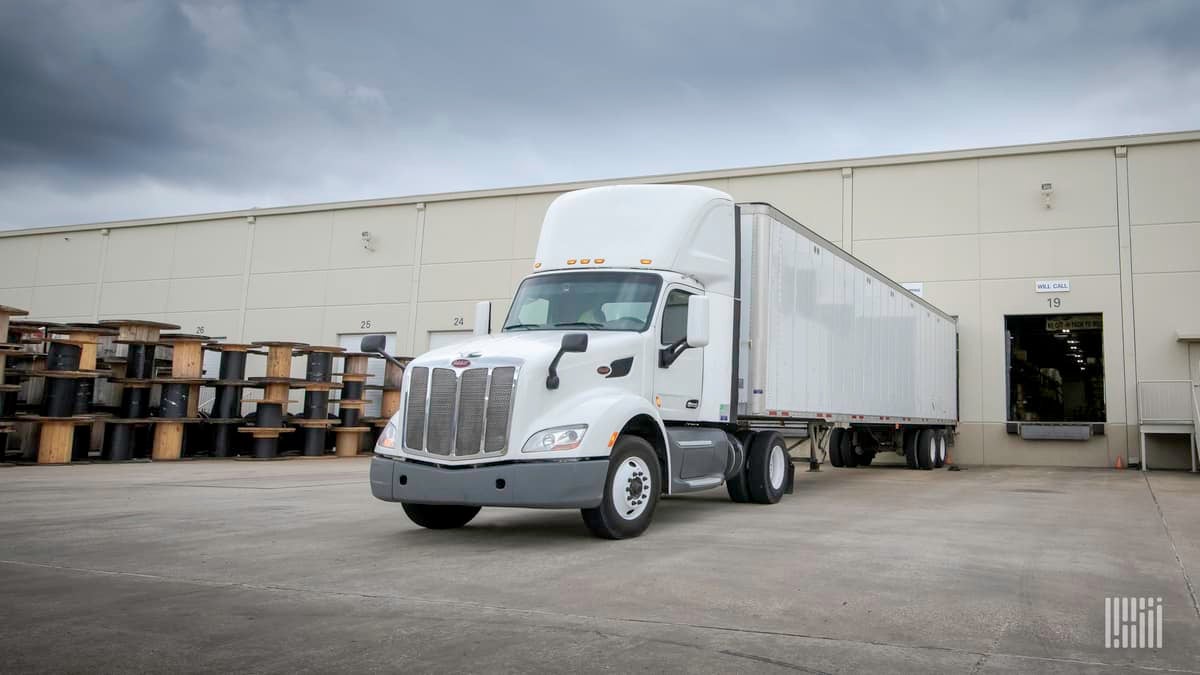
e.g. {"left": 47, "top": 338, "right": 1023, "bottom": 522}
{"left": 503, "top": 272, "right": 663, "bottom": 332}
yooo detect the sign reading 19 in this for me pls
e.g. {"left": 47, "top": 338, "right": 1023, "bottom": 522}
{"left": 1047, "top": 297, "right": 1062, "bottom": 309}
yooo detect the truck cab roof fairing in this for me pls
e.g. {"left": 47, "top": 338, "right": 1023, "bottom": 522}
{"left": 534, "top": 185, "right": 737, "bottom": 296}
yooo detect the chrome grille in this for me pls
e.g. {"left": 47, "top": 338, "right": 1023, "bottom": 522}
{"left": 426, "top": 368, "right": 457, "bottom": 454}
{"left": 404, "top": 367, "right": 428, "bottom": 449}
{"left": 454, "top": 368, "right": 488, "bottom": 454}
{"left": 403, "top": 363, "right": 517, "bottom": 457}
{"left": 485, "top": 367, "right": 515, "bottom": 452}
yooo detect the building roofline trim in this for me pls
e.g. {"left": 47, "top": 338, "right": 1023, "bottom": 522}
{"left": 4, "top": 128, "right": 1198, "bottom": 238}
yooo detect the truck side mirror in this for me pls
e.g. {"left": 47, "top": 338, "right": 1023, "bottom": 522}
{"left": 686, "top": 295, "right": 710, "bottom": 348}
{"left": 360, "top": 334, "right": 387, "bottom": 354}
{"left": 473, "top": 301, "right": 492, "bottom": 337}
{"left": 546, "top": 333, "right": 587, "bottom": 390}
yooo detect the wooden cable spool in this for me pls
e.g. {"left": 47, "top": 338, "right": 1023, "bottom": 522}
{"left": 333, "top": 352, "right": 377, "bottom": 457}
{"left": 0, "top": 305, "right": 30, "bottom": 458}
{"left": 149, "top": 333, "right": 211, "bottom": 460}
{"left": 296, "top": 345, "right": 345, "bottom": 456}
{"left": 204, "top": 343, "right": 260, "bottom": 458}
{"left": 238, "top": 341, "right": 308, "bottom": 458}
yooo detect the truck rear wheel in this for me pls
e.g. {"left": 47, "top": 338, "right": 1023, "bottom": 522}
{"left": 747, "top": 431, "right": 788, "bottom": 504}
{"left": 841, "top": 431, "right": 859, "bottom": 468}
{"left": 828, "top": 428, "right": 845, "bottom": 467}
{"left": 581, "top": 435, "right": 661, "bottom": 539}
{"left": 934, "top": 431, "right": 947, "bottom": 468}
{"left": 726, "top": 431, "right": 753, "bottom": 503}
{"left": 401, "top": 503, "right": 481, "bottom": 529}
{"left": 903, "top": 429, "right": 919, "bottom": 469}
{"left": 916, "top": 429, "right": 936, "bottom": 470}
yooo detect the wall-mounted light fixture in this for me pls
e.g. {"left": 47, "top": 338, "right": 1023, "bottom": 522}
{"left": 361, "top": 230, "right": 374, "bottom": 252}
{"left": 1041, "top": 182, "right": 1053, "bottom": 209}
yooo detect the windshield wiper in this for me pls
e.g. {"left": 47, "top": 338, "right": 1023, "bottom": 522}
{"left": 503, "top": 323, "right": 542, "bottom": 330}
{"left": 552, "top": 321, "right": 604, "bottom": 328}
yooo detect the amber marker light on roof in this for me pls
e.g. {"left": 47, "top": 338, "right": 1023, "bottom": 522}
{"left": 533, "top": 262, "right": 541, "bottom": 268}
{"left": 580, "top": 258, "right": 590, "bottom": 264}
{"left": 566, "top": 259, "right": 577, "bottom": 264}
{"left": 640, "top": 258, "right": 652, "bottom": 265}
{"left": 594, "top": 258, "right": 605, "bottom": 264}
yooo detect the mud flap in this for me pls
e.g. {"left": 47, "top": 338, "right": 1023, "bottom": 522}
{"left": 785, "top": 460, "right": 795, "bottom": 494}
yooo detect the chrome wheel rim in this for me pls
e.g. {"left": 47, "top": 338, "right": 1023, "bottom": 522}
{"left": 928, "top": 435, "right": 938, "bottom": 466}
{"left": 938, "top": 436, "right": 947, "bottom": 463}
{"left": 768, "top": 444, "right": 786, "bottom": 490}
{"left": 613, "top": 456, "right": 652, "bottom": 520}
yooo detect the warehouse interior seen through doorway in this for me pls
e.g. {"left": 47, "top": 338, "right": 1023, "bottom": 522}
{"left": 1006, "top": 314, "right": 1105, "bottom": 423}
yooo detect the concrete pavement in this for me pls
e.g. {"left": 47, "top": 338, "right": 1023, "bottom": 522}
{"left": 1, "top": 459, "right": 1198, "bottom": 673}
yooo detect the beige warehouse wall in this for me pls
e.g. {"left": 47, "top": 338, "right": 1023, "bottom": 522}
{"left": 1, "top": 133, "right": 1197, "bottom": 467}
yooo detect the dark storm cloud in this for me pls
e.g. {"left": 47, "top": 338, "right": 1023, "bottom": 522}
{"left": 1, "top": 0, "right": 1198, "bottom": 229}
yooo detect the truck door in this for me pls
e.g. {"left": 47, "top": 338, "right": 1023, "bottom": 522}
{"left": 655, "top": 286, "right": 704, "bottom": 422}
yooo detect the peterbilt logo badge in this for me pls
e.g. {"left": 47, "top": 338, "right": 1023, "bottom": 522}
{"left": 451, "top": 359, "right": 471, "bottom": 368}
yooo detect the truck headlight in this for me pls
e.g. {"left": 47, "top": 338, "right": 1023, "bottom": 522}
{"left": 522, "top": 425, "right": 587, "bottom": 453}
{"left": 379, "top": 420, "right": 398, "bottom": 449}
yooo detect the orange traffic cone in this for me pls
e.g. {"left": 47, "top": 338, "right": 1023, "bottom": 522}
{"left": 1115, "top": 455, "right": 1125, "bottom": 470}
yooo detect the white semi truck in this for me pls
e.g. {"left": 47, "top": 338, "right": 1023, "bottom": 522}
{"left": 367, "top": 185, "right": 958, "bottom": 539}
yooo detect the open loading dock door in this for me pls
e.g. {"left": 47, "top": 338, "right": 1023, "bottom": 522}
{"left": 1006, "top": 314, "right": 1105, "bottom": 439}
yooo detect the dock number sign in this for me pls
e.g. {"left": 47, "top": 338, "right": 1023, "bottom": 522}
{"left": 1035, "top": 279, "right": 1071, "bottom": 293}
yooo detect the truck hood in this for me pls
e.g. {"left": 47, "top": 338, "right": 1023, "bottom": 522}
{"left": 414, "top": 330, "right": 643, "bottom": 371}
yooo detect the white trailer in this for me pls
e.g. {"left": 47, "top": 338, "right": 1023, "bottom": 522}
{"left": 737, "top": 203, "right": 958, "bottom": 469}
{"left": 368, "top": 185, "right": 958, "bottom": 538}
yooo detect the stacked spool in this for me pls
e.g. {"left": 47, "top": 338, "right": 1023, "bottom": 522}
{"left": 332, "top": 352, "right": 376, "bottom": 457}
{"left": 239, "top": 341, "right": 306, "bottom": 459}
{"left": 362, "top": 356, "right": 410, "bottom": 441}
{"left": 292, "top": 346, "right": 345, "bottom": 457}
{"left": 18, "top": 331, "right": 103, "bottom": 464}
{"left": 55, "top": 324, "right": 118, "bottom": 461}
{"left": 101, "top": 320, "right": 180, "bottom": 461}
{"left": 203, "top": 343, "right": 259, "bottom": 458}
{"left": 0, "top": 305, "right": 30, "bottom": 458}
{"left": 4, "top": 320, "right": 57, "bottom": 460}
{"left": 149, "top": 333, "right": 212, "bottom": 461}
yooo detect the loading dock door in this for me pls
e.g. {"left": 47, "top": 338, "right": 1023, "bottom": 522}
{"left": 1006, "top": 314, "right": 1105, "bottom": 423}
{"left": 427, "top": 330, "right": 473, "bottom": 351}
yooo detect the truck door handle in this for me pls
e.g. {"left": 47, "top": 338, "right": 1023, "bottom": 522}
{"left": 686, "top": 400, "right": 699, "bottom": 409}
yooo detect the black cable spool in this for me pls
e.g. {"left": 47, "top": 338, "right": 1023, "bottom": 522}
{"left": 157, "top": 382, "right": 190, "bottom": 419}
{"left": 41, "top": 342, "right": 82, "bottom": 418}
{"left": 302, "top": 351, "right": 334, "bottom": 455}
{"left": 340, "top": 380, "right": 364, "bottom": 428}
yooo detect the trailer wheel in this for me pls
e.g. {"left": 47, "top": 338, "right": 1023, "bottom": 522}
{"left": 746, "top": 430, "right": 788, "bottom": 504}
{"left": 903, "top": 429, "right": 919, "bottom": 469}
{"left": 916, "top": 429, "right": 936, "bottom": 470}
{"left": 858, "top": 449, "right": 875, "bottom": 467}
{"left": 828, "top": 428, "right": 845, "bottom": 467}
{"left": 726, "top": 431, "right": 753, "bottom": 503}
{"left": 934, "top": 431, "right": 947, "bottom": 468}
{"left": 841, "top": 430, "right": 859, "bottom": 467}
{"left": 401, "top": 503, "right": 481, "bottom": 529}
{"left": 581, "top": 435, "right": 661, "bottom": 539}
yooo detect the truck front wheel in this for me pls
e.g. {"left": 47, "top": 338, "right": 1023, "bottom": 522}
{"left": 401, "top": 503, "right": 481, "bottom": 529}
{"left": 581, "top": 436, "right": 661, "bottom": 539}
{"left": 747, "top": 431, "right": 788, "bottom": 504}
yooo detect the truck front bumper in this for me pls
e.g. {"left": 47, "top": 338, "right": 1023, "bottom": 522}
{"left": 370, "top": 454, "right": 609, "bottom": 508}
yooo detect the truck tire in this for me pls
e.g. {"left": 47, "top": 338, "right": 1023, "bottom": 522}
{"left": 840, "top": 430, "right": 858, "bottom": 467}
{"left": 903, "top": 429, "right": 918, "bottom": 469}
{"left": 581, "top": 435, "right": 661, "bottom": 539}
{"left": 401, "top": 503, "right": 481, "bottom": 529}
{"left": 916, "top": 429, "right": 936, "bottom": 470}
{"left": 828, "top": 428, "right": 845, "bottom": 467}
{"left": 858, "top": 449, "right": 875, "bottom": 467}
{"left": 726, "top": 431, "right": 753, "bottom": 503}
{"left": 747, "top": 430, "right": 788, "bottom": 504}
{"left": 934, "top": 430, "right": 947, "bottom": 468}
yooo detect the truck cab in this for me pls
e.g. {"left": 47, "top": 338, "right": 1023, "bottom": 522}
{"left": 369, "top": 185, "right": 790, "bottom": 538}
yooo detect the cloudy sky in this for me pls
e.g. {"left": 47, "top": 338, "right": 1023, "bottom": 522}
{"left": 1, "top": 0, "right": 1197, "bottom": 230}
